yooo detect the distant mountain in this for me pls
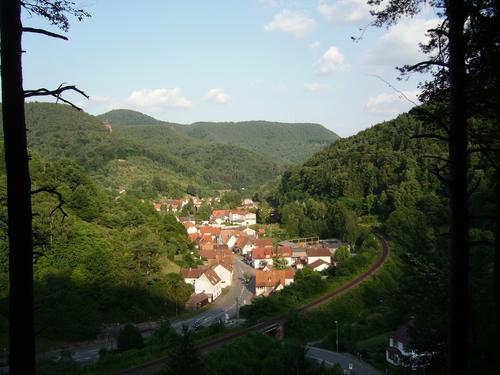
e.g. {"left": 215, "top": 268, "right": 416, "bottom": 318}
{"left": 99, "top": 109, "right": 168, "bottom": 126}
{"left": 98, "top": 110, "right": 340, "bottom": 165}
{"left": 0, "top": 103, "right": 281, "bottom": 195}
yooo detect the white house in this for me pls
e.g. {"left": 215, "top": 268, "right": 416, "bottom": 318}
{"left": 194, "top": 269, "right": 222, "bottom": 302}
{"left": 252, "top": 247, "right": 274, "bottom": 269}
{"left": 183, "top": 222, "right": 198, "bottom": 235}
{"left": 236, "top": 236, "right": 255, "bottom": 256}
{"left": 242, "top": 227, "right": 256, "bottom": 238}
{"left": 309, "top": 259, "right": 330, "bottom": 272}
{"left": 276, "top": 245, "right": 293, "bottom": 266}
{"left": 229, "top": 210, "right": 256, "bottom": 225}
{"left": 180, "top": 268, "right": 206, "bottom": 286}
{"left": 386, "top": 323, "right": 431, "bottom": 369}
{"left": 255, "top": 269, "right": 295, "bottom": 297}
{"left": 211, "top": 263, "right": 233, "bottom": 287}
{"left": 226, "top": 235, "right": 238, "bottom": 251}
{"left": 306, "top": 246, "right": 332, "bottom": 265}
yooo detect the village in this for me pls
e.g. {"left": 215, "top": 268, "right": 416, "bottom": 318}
{"left": 153, "top": 196, "right": 350, "bottom": 311}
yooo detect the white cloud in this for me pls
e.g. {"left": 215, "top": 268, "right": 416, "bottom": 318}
{"left": 304, "top": 82, "right": 330, "bottom": 92}
{"left": 206, "top": 88, "right": 232, "bottom": 104}
{"left": 318, "top": 0, "right": 372, "bottom": 25}
{"left": 126, "top": 88, "right": 193, "bottom": 111}
{"left": 366, "top": 90, "right": 420, "bottom": 115}
{"left": 265, "top": 9, "right": 316, "bottom": 38}
{"left": 309, "top": 41, "right": 321, "bottom": 49}
{"left": 315, "top": 46, "right": 348, "bottom": 75}
{"left": 363, "top": 18, "right": 440, "bottom": 70}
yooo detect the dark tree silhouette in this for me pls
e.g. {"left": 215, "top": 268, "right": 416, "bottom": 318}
{"left": 0, "top": 1, "right": 88, "bottom": 373}
{"left": 367, "top": 0, "right": 499, "bottom": 372}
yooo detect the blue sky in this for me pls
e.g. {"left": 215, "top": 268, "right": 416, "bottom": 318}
{"left": 19, "top": 0, "right": 439, "bottom": 136}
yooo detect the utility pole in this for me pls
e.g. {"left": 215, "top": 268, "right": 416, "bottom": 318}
{"left": 236, "top": 297, "right": 240, "bottom": 320}
{"left": 335, "top": 320, "right": 339, "bottom": 352}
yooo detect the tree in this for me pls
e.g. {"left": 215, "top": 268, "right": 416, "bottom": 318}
{"left": 334, "top": 246, "right": 350, "bottom": 264}
{"left": 165, "top": 325, "right": 200, "bottom": 375}
{"left": 368, "top": 0, "right": 499, "bottom": 372}
{"left": 116, "top": 324, "right": 144, "bottom": 352}
{"left": 0, "top": 2, "right": 88, "bottom": 372}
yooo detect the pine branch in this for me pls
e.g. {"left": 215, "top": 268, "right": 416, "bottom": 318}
{"left": 22, "top": 27, "right": 67, "bottom": 40}
{"left": 31, "top": 188, "right": 68, "bottom": 220}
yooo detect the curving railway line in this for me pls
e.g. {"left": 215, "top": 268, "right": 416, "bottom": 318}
{"left": 114, "top": 235, "right": 390, "bottom": 375}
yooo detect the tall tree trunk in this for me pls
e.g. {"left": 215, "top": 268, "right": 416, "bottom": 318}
{"left": 447, "top": 0, "right": 469, "bottom": 373}
{"left": 0, "top": 1, "right": 36, "bottom": 373}
{"left": 495, "top": 180, "right": 500, "bottom": 372}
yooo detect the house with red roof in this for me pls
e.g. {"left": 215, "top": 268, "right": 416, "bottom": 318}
{"left": 211, "top": 263, "right": 233, "bottom": 287}
{"left": 252, "top": 247, "right": 275, "bottom": 269}
{"left": 308, "top": 259, "right": 331, "bottom": 272}
{"left": 181, "top": 267, "right": 222, "bottom": 302}
{"left": 255, "top": 268, "right": 295, "bottom": 297}
{"left": 306, "top": 245, "right": 332, "bottom": 265}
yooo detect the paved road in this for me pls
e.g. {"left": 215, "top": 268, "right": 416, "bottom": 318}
{"left": 171, "top": 256, "right": 255, "bottom": 332}
{"left": 306, "top": 346, "right": 383, "bottom": 375}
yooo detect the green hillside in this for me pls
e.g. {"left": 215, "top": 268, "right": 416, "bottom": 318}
{"left": 0, "top": 103, "right": 281, "bottom": 194}
{"left": 98, "top": 110, "right": 340, "bottom": 165}
{"left": 99, "top": 108, "right": 176, "bottom": 126}
{"left": 271, "top": 109, "right": 496, "bottom": 373}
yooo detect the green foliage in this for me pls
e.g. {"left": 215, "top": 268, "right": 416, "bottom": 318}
{"left": 117, "top": 324, "right": 144, "bottom": 352}
{"left": 202, "top": 333, "right": 339, "bottom": 375}
{"left": 0, "top": 147, "right": 194, "bottom": 341}
{"left": 165, "top": 326, "right": 201, "bottom": 375}
{"left": 334, "top": 246, "right": 350, "bottom": 263}
{"left": 0, "top": 103, "right": 282, "bottom": 197}
{"left": 101, "top": 110, "right": 339, "bottom": 165}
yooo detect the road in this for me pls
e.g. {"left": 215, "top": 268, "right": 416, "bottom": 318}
{"left": 306, "top": 346, "right": 383, "bottom": 375}
{"left": 171, "top": 256, "right": 255, "bottom": 332}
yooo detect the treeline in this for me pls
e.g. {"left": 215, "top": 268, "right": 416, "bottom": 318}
{"left": 0, "top": 148, "right": 196, "bottom": 341}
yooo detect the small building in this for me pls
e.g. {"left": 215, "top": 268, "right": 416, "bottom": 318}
{"left": 255, "top": 268, "right": 295, "bottom": 297}
{"left": 386, "top": 323, "right": 430, "bottom": 368}
{"left": 186, "top": 292, "right": 209, "bottom": 310}
{"left": 180, "top": 267, "right": 207, "bottom": 286}
{"left": 308, "top": 259, "right": 331, "bottom": 272}
{"left": 306, "top": 245, "right": 332, "bottom": 265}
{"left": 211, "top": 263, "right": 233, "bottom": 287}
{"left": 194, "top": 269, "right": 222, "bottom": 302}
{"left": 252, "top": 247, "right": 275, "bottom": 269}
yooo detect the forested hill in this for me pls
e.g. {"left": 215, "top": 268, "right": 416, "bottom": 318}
{"left": 272, "top": 109, "right": 496, "bottom": 373}
{"left": 98, "top": 109, "right": 340, "bottom": 165}
{"left": 0, "top": 103, "right": 281, "bottom": 195}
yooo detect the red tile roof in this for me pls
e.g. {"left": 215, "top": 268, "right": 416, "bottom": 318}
{"left": 180, "top": 267, "right": 206, "bottom": 279}
{"left": 277, "top": 245, "right": 293, "bottom": 257}
{"left": 252, "top": 247, "right": 274, "bottom": 260}
{"left": 252, "top": 239, "right": 274, "bottom": 248}
{"left": 203, "top": 268, "right": 221, "bottom": 285}
{"left": 307, "top": 246, "right": 331, "bottom": 257}
{"left": 309, "top": 259, "right": 331, "bottom": 269}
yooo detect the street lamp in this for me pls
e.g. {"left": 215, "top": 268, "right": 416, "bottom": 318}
{"left": 334, "top": 320, "right": 339, "bottom": 352}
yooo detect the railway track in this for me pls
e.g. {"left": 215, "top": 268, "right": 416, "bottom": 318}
{"left": 113, "top": 236, "right": 390, "bottom": 375}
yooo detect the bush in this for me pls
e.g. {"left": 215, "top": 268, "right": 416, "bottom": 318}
{"left": 117, "top": 324, "right": 144, "bottom": 352}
